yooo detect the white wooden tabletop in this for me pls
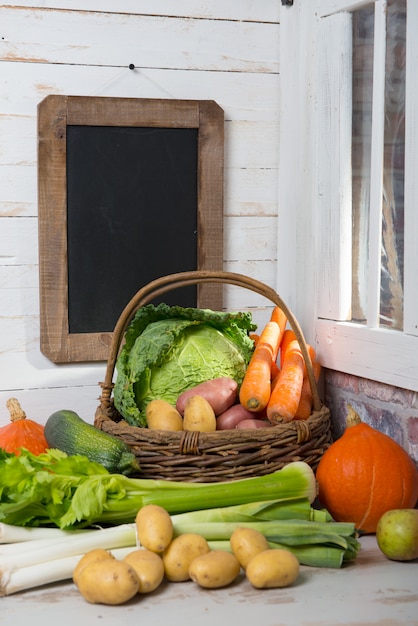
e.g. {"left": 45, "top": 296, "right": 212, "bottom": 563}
{"left": 2, "top": 535, "right": 417, "bottom": 626}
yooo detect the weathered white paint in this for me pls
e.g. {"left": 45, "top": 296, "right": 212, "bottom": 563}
{"left": 277, "top": 1, "right": 320, "bottom": 336}
{"left": 2, "top": 1, "right": 281, "bottom": 22}
{"left": 0, "top": 2, "right": 281, "bottom": 421}
{"left": 316, "top": 11, "right": 353, "bottom": 322}
{"left": 0, "top": 7, "right": 279, "bottom": 74}
{"left": 319, "top": 0, "right": 372, "bottom": 17}
{"left": 316, "top": 319, "right": 418, "bottom": 391}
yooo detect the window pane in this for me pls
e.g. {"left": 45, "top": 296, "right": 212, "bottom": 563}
{"left": 352, "top": 6, "right": 374, "bottom": 323}
{"left": 380, "top": 0, "right": 405, "bottom": 329}
{"left": 351, "top": 0, "right": 406, "bottom": 329}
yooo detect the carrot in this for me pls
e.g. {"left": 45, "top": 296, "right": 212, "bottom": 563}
{"left": 279, "top": 329, "right": 297, "bottom": 367}
{"left": 280, "top": 330, "right": 316, "bottom": 376}
{"left": 249, "top": 333, "right": 260, "bottom": 345}
{"left": 258, "top": 319, "right": 283, "bottom": 358}
{"left": 271, "top": 360, "right": 280, "bottom": 381}
{"left": 294, "top": 361, "right": 322, "bottom": 420}
{"left": 239, "top": 344, "right": 273, "bottom": 412}
{"left": 269, "top": 306, "right": 287, "bottom": 355}
{"left": 239, "top": 319, "right": 283, "bottom": 412}
{"left": 266, "top": 342, "right": 305, "bottom": 423}
{"left": 270, "top": 306, "right": 286, "bottom": 323}
{"left": 268, "top": 307, "right": 286, "bottom": 381}
{"left": 307, "top": 344, "right": 317, "bottom": 361}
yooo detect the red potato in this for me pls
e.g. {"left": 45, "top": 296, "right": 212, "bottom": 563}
{"left": 236, "top": 418, "right": 272, "bottom": 429}
{"left": 217, "top": 403, "right": 267, "bottom": 430}
{"left": 176, "top": 377, "right": 238, "bottom": 416}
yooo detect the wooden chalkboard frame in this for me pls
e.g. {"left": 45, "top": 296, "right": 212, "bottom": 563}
{"left": 38, "top": 95, "right": 224, "bottom": 363}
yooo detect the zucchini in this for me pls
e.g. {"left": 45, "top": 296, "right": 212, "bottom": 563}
{"left": 44, "top": 409, "right": 140, "bottom": 476}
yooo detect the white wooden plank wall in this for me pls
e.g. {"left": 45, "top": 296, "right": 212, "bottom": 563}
{"left": 0, "top": 2, "right": 281, "bottom": 423}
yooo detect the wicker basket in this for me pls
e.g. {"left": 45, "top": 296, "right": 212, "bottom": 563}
{"left": 94, "top": 271, "right": 332, "bottom": 482}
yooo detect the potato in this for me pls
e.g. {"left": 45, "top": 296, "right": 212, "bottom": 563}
{"left": 76, "top": 559, "right": 139, "bottom": 605}
{"left": 136, "top": 504, "right": 173, "bottom": 553}
{"left": 123, "top": 549, "right": 165, "bottom": 593}
{"left": 162, "top": 533, "right": 210, "bottom": 582}
{"left": 73, "top": 548, "right": 115, "bottom": 585}
{"left": 146, "top": 399, "right": 183, "bottom": 431}
{"left": 236, "top": 418, "right": 271, "bottom": 429}
{"left": 183, "top": 395, "right": 216, "bottom": 432}
{"left": 230, "top": 527, "right": 270, "bottom": 569}
{"left": 189, "top": 550, "right": 241, "bottom": 589}
{"left": 246, "top": 549, "right": 300, "bottom": 589}
{"left": 176, "top": 377, "right": 238, "bottom": 416}
{"left": 216, "top": 404, "right": 261, "bottom": 430}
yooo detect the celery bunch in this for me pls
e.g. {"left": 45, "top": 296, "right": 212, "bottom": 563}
{"left": 0, "top": 449, "right": 361, "bottom": 595}
{"left": 0, "top": 448, "right": 316, "bottom": 529}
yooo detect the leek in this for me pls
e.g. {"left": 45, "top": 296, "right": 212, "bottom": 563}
{"left": 0, "top": 500, "right": 360, "bottom": 595}
{"left": 170, "top": 506, "right": 360, "bottom": 568}
{"left": 170, "top": 498, "right": 332, "bottom": 524}
{"left": 0, "top": 448, "right": 316, "bottom": 529}
{"left": 0, "top": 448, "right": 361, "bottom": 596}
{"left": 0, "top": 522, "right": 93, "bottom": 544}
{"left": 1, "top": 546, "right": 134, "bottom": 597}
{"left": 206, "top": 541, "right": 357, "bottom": 569}
{"left": 171, "top": 499, "right": 360, "bottom": 566}
{"left": 0, "top": 524, "right": 135, "bottom": 571}
{"left": 0, "top": 524, "right": 137, "bottom": 596}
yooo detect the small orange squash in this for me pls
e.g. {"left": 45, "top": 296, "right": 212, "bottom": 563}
{"left": 0, "top": 398, "right": 49, "bottom": 456}
{"left": 316, "top": 404, "right": 418, "bottom": 534}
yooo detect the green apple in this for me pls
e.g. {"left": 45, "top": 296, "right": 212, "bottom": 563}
{"left": 376, "top": 509, "right": 418, "bottom": 561}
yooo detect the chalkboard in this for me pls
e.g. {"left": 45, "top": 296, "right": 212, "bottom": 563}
{"left": 66, "top": 125, "right": 198, "bottom": 334}
{"left": 38, "top": 96, "right": 224, "bottom": 363}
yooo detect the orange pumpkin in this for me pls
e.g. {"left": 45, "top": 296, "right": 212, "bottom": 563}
{"left": 316, "top": 404, "right": 418, "bottom": 534}
{"left": 0, "top": 398, "right": 49, "bottom": 456}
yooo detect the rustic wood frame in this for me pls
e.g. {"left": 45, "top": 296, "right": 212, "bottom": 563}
{"left": 38, "top": 95, "right": 224, "bottom": 363}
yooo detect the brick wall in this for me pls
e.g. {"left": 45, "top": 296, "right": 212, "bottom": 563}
{"left": 324, "top": 369, "right": 418, "bottom": 468}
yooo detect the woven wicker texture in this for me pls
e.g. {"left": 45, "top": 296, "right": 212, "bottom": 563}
{"left": 94, "top": 271, "right": 332, "bottom": 482}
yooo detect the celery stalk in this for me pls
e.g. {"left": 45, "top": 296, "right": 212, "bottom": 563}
{"left": 0, "top": 449, "right": 316, "bottom": 529}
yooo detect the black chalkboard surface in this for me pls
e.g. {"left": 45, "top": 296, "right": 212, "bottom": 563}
{"left": 38, "top": 96, "right": 224, "bottom": 363}
{"left": 66, "top": 125, "right": 198, "bottom": 334}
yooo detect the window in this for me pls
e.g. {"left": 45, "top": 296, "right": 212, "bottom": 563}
{"left": 352, "top": 1, "right": 406, "bottom": 330}
{"left": 278, "top": 0, "right": 418, "bottom": 392}
{"left": 315, "top": 0, "right": 418, "bottom": 391}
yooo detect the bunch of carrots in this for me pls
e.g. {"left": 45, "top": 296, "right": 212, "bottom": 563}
{"left": 239, "top": 307, "right": 321, "bottom": 423}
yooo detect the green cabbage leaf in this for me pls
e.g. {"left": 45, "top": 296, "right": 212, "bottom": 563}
{"left": 113, "top": 303, "right": 256, "bottom": 427}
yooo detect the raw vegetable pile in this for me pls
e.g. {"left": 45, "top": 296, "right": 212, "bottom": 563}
{"left": 0, "top": 448, "right": 360, "bottom": 596}
{"left": 0, "top": 303, "right": 416, "bottom": 601}
{"left": 113, "top": 303, "right": 256, "bottom": 427}
{"left": 112, "top": 303, "right": 323, "bottom": 431}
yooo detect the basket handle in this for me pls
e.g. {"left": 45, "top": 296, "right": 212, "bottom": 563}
{"left": 100, "top": 271, "right": 322, "bottom": 413}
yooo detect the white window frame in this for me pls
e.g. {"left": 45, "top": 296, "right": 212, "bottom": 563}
{"left": 278, "top": 0, "right": 418, "bottom": 392}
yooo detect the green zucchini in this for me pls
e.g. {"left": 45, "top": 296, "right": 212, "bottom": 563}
{"left": 44, "top": 409, "right": 140, "bottom": 476}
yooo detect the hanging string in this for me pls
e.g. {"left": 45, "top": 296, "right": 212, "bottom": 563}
{"left": 88, "top": 63, "right": 175, "bottom": 99}
{"left": 88, "top": 64, "right": 136, "bottom": 96}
